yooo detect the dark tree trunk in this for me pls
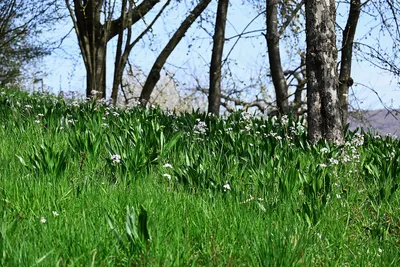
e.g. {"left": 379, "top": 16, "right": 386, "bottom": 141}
{"left": 66, "top": 0, "right": 160, "bottom": 99}
{"left": 266, "top": 0, "right": 289, "bottom": 115}
{"left": 339, "top": 0, "right": 361, "bottom": 127}
{"left": 306, "top": 0, "right": 344, "bottom": 144}
{"left": 111, "top": 0, "right": 128, "bottom": 104}
{"left": 111, "top": 0, "right": 171, "bottom": 105}
{"left": 208, "top": 0, "right": 229, "bottom": 116}
{"left": 70, "top": 0, "right": 106, "bottom": 98}
{"left": 139, "top": 0, "right": 212, "bottom": 104}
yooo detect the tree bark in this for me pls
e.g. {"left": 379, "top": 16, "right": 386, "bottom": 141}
{"left": 68, "top": 0, "right": 106, "bottom": 98}
{"left": 208, "top": 0, "right": 229, "bottom": 116}
{"left": 110, "top": 0, "right": 128, "bottom": 104}
{"left": 338, "top": 0, "right": 361, "bottom": 127}
{"left": 306, "top": 0, "right": 344, "bottom": 144}
{"left": 139, "top": 0, "right": 212, "bottom": 104}
{"left": 111, "top": 0, "right": 170, "bottom": 105}
{"left": 266, "top": 0, "right": 289, "bottom": 115}
{"left": 66, "top": 0, "right": 160, "bottom": 99}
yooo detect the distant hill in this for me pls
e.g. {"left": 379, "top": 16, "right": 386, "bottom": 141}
{"left": 348, "top": 110, "right": 400, "bottom": 138}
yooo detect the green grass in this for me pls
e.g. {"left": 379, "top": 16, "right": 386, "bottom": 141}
{"left": 0, "top": 88, "right": 399, "bottom": 265}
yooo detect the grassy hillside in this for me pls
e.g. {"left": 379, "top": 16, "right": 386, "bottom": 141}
{"left": 1, "top": 89, "right": 400, "bottom": 265}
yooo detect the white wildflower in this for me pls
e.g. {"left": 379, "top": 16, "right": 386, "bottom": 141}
{"left": 163, "top": 173, "right": 171, "bottom": 180}
{"left": 163, "top": 163, "right": 173, "bottom": 168}
{"left": 320, "top": 147, "right": 329, "bottom": 153}
{"left": 40, "top": 217, "right": 47, "bottom": 224}
{"left": 223, "top": 183, "right": 231, "bottom": 191}
{"left": 111, "top": 154, "right": 121, "bottom": 164}
{"left": 193, "top": 120, "right": 207, "bottom": 135}
{"left": 52, "top": 211, "right": 59, "bottom": 217}
{"left": 329, "top": 158, "right": 339, "bottom": 165}
{"left": 351, "top": 133, "right": 364, "bottom": 147}
{"left": 281, "top": 115, "right": 289, "bottom": 126}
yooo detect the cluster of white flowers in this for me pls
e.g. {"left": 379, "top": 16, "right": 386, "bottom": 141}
{"left": 223, "top": 183, "right": 231, "bottom": 192}
{"left": 320, "top": 147, "right": 329, "bottom": 153}
{"left": 39, "top": 211, "right": 59, "bottom": 224}
{"left": 263, "top": 131, "right": 283, "bottom": 141}
{"left": 351, "top": 132, "right": 364, "bottom": 147}
{"left": 329, "top": 158, "right": 339, "bottom": 165}
{"left": 111, "top": 154, "right": 121, "bottom": 164}
{"left": 163, "top": 163, "right": 173, "bottom": 181}
{"left": 193, "top": 119, "right": 207, "bottom": 135}
{"left": 336, "top": 133, "right": 364, "bottom": 164}
{"left": 71, "top": 101, "right": 80, "bottom": 107}
{"left": 280, "top": 115, "right": 289, "bottom": 126}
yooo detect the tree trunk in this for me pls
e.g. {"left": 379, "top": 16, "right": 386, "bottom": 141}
{"left": 208, "top": 0, "right": 229, "bottom": 116}
{"left": 111, "top": 0, "right": 171, "bottom": 105}
{"left": 339, "top": 0, "right": 361, "bottom": 127}
{"left": 111, "top": 0, "right": 128, "bottom": 104}
{"left": 266, "top": 0, "right": 289, "bottom": 115}
{"left": 85, "top": 43, "right": 107, "bottom": 99}
{"left": 69, "top": 0, "right": 107, "bottom": 99}
{"left": 305, "top": 0, "right": 343, "bottom": 144}
{"left": 140, "top": 0, "right": 212, "bottom": 104}
{"left": 66, "top": 0, "right": 160, "bottom": 99}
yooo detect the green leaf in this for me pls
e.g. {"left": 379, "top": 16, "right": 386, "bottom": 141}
{"left": 16, "top": 155, "right": 27, "bottom": 166}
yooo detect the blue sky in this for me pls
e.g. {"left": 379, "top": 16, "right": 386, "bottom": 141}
{"left": 38, "top": 1, "right": 400, "bottom": 110}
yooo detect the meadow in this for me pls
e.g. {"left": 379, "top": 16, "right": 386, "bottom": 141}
{"left": 0, "top": 89, "right": 399, "bottom": 266}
